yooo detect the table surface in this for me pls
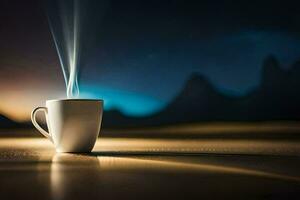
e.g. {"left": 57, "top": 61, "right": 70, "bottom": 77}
{"left": 0, "top": 137, "right": 300, "bottom": 200}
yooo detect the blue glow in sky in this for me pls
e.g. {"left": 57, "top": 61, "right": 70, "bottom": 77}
{"left": 80, "top": 85, "right": 166, "bottom": 116}
{"left": 1, "top": 0, "right": 300, "bottom": 121}
{"left": 82, "top": 30, "right": 300, "bottom": 99}
{"left": 43, "top": 1, "right": 300, "bottom": 117}
{"left": 78, "top": 31, "right": 300, "bottom": 116}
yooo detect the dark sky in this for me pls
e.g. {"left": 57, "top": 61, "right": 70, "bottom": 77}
{"left": 0, "top": 0, "right": 300, "bottom": 120}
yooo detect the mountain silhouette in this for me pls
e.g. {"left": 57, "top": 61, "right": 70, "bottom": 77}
{"left": 0, "top": 114, "right": 23, "bottom": 128}
{"left": 1, "top": 55, "right": 300, "bottom": 129}
{"left": 244, "top": 56, "right": 300, "bottom": 120}
{"left": 102, "top": 55, "right": 300, "bottom": 127}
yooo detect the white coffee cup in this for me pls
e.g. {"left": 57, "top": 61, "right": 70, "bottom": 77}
{"left": 31, "top": 99, "right": 103, "bottom": 153}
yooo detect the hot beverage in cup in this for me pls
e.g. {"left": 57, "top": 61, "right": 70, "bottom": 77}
{"left": 31, "top": 99, "right": 103, "bottom": 153}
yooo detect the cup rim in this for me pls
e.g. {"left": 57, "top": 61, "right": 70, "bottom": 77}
{"left": 46, "top": 99, "right": 103, "bottom": 103}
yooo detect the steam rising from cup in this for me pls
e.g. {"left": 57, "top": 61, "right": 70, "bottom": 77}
{"left": 47, "top": 0, "right": 81, "bottom": 98}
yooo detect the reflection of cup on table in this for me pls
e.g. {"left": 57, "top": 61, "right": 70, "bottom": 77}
{"left": 51, "top": 154, "right": 101, "bottom": 200}
{"left": 31, "top": 99, "right": 103, "bottom": 153}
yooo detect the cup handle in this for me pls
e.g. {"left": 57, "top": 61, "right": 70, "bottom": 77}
{"left": 31, "top": 107, "right": 53, "bottom": 143}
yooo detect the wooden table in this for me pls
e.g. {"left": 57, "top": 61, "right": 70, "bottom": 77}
{"left": 0, "top": 137, "right": 300, "bottom": 200}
